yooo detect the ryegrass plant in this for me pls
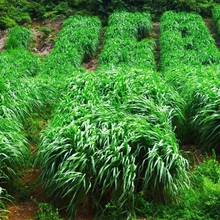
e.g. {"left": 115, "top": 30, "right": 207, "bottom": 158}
{"left": 98, "top": 11, "right": 155, "bottom": 70}
{"left": 4, "top": 26, "right": 33, "bottom": 49}
{"left": 0, "top": 45, "right": 37, "bottom": 186}
{"left": 0, "top": 48, "right": 41, "bottom": 78}
{"left": 36, "top": 67, "right": 188, "bottom": 218}
{"left": 0, "top": 187, "right": 10, "bottom": 219}
{"left": 0, "top": 26, "right": 41, "bottom": 81}
{"left": 106, "top": 11, "right": 152, "bottom": 40}
{"left": 0, "top": 75, "right": 57, "bottom": 185}
{"left": 160, "top": 11, "right": 220, "bottom": 70}
{"left": 37, "top": 103, "right": 188, "bottom": 218}
{"left": 44, "top": 15, "right": 101, "bottom": 73}
{"left": 164, "top": 65, "right": 220, "bottom": 150}
{"left": 0, "top": 117, "right": 30, "bottom": 181}
{"left": 160, "top": 11, "right": 220, "bottom": 149}
{"left": 213, "top": 5, "right": 220, "bottom": 34}
{"left": 99, "top": 38, "right": 155, "bottom": 70}
{"left": 0, "top": 53, "right": 58, "bottom": 190}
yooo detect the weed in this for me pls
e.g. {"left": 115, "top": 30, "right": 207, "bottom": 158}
{"left": 31, "top": 198, "right": 63, "bottom": 220}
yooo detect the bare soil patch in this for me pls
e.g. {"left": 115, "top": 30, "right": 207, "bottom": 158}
{"left": 152, "top": 22, "right": 160, "bottom": 36}
{"left": 82, "top": 59, "right": 98, "bottom": 71}
{"left": 82, "top": 30, "right": 105, "bottom": 71}
{"left": 31, "top": 19, "right": 63, "bottom": 56}
{"left": 7, "top": 200, "right": 38, "bottom": 220}
{"left": 6, "top": 168, "right": 43, "bottom": 220}
{"left": 0, "top": 30, "right": 8, "bottom": 51}
{"left": 150, "top": 22, "right": 160, "bottom": 70}
{"left": 204, "top": 18, "right": 220, "bottom": 48}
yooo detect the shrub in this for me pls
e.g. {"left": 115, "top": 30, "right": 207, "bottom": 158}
{"left": 32, "top": 198, "right": 63, "bottom": 220}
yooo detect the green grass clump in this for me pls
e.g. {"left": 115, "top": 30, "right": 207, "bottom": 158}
{"left": 44, "top": 15, "right": 101, "bottom": 74}
{"left": 0, "top": 117, "right": 30, "bottom": 182}
{"left": 0, "top": 75, "right": 57, "bottom": 190}
{"left": 164, "top": 65, "right": 220, "bottom": 151}
{"left": 0, "top": 26, "right": 41, "bottom": 79}
{"left": 98, "top": 11, "right": 155, "bottom": 70}
{"left": 159, "top": 11, "right": 220, "bottom": 151}
{"left": 160, "top": 11, "right": 220, "bottom": 70}
{"left": 0, "top": 187, "right": 10, "bottom": 219}
{"left": 0, "top": 49, "right": 41, "bottom": 78}
{"left": 37, "top": 103, "right": 188, "bottom": 218}
{"left": 36, "top": 68, "right": 188, "bottom": 218}
{"left": 4, "top": 26, "right": 33, "bottom": 49}
{"left": 106, "top": 11, "right": 152, "bottom": 40}
{"left": 212, "top": 5, "right": 220, "bottom": 34}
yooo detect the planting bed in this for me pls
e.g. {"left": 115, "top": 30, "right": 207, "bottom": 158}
{"left": 0, "top": 10, "right": 220, "bottom": 220}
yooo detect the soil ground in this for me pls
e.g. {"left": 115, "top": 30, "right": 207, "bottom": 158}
{"left": 0, "top": 31, "right": 7, "bottom": 51}
{"left": 204, "top": 18, "right": 220, "bottom": 48}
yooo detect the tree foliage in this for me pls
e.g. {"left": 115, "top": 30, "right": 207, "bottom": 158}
{"left": 0, "top": 0, "right": 218, "bottom": 29}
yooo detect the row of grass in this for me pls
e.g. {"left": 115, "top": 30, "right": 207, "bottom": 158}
{"left": 0, "top": 16, "right": 103, "bottom": 217}
{"left": 36, "top": 69, "right": 189, "bottom": 219}
{"left": 0, "top": 26, "right": 60, "bottom": 218}
{"left": 1, "top": 11, "right": 219, "bottom": 220}
{"left": 213, "top": 5, "right": 220, "bottom": 34}
{"left": 0, "top": 27, "right": 37, "bottom": 217}
{"left": 44, "top": 15, "right": 101, "bottom": 74}
{"left": 35, "top": 12, "right": 189, "bottom": 219}
{"left": 164, "top": 65, "right": 220, "bottom": 150}
{"left": 160, "top": 11, "right": 220, "bottom": 151}
{"left": 160, "top": 11, "right": 220, "bottom": 70}
{"left": 98, "top": 11, "right": 156, "bottom": 70}
{"left": 0, "top": 27, "right": 38, "bottom": 188}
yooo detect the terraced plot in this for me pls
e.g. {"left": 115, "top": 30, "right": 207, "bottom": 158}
{"left": 1, "top": 10, "right": 220, "bottom": 219}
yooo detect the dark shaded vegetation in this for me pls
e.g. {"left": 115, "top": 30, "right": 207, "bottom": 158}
{"left": 0, "top": 0, "right": 219, "bottom": 29}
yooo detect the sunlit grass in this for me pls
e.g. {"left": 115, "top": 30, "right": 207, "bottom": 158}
{"left": 36, "top": 67, "right": 188, "bottom": 218}
{"left": 44, "top": 15, "right": 101, "bottom": 75}
{"left": 160, "top": 11, "right": 220, "bottom": 70}
{"left": 98, "top": 11, "right": 155, "bottom": 70}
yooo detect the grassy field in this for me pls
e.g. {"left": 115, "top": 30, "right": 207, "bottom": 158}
{"left": 0, "top": 9, "right": 220, "bottom": 220}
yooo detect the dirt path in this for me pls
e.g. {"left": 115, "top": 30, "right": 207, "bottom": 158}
{"left": 31, "top": 19, "right": 63, "bottom": 56}
{"left": 6, "top": 159, "right": 45, "bottom": 219}
{"left": 151, "top": 22, "right": 160, "bottom": 70}
{"left": 7, "top": 200, "right": 39, "bottom": 220}
{"left": 82, "top": 30, "right": 105, "bottom": 71}
{"left": 204, "top": 18, "right": 220, "bottom": 48}
{"left": 0, "top": 31, "right": 8, "bottom": 51}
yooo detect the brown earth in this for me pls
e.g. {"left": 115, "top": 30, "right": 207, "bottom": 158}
{"left": 151, "top": 22, "right": 160, "bottom": 69}
{"left": 204, "top": 18, "right": 220, "bottom": 48}
{"left": 7, "top": 200, "right": 39, "bottom": 220}
{"left": 0, "top": 30, "right": 8, "bottom": 51}
{"left": 82, "top": 59, "right": 98, "bottom": 71}
{"left": 6, "top": 168, "right": 43, "bottom": 220}
{"left": 31, "top": 19, "right": 63, "bottom": 56}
